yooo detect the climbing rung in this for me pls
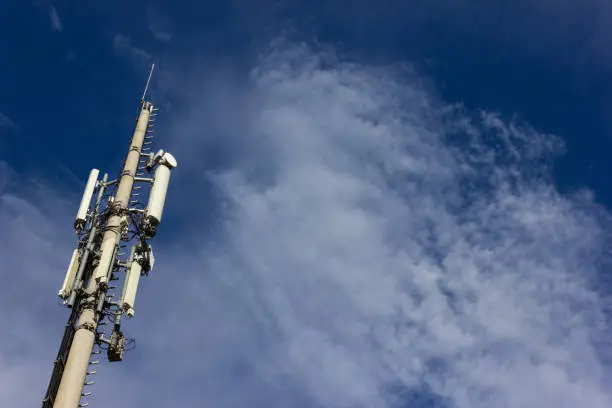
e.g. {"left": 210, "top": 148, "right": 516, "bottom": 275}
{"left": 79, "top": 403, "right": 89, "bottom": 407}
{"left": 84, "top": 381, "right": 94, "bottom": 386}
{"left": 89, "top": 360, "right": 99, "bottom": 365}
{"left": 87, "top": 370, "right": 97, "bottom": 375}
{"left": 82, "top": 392, "right": 92, "bottom": 397}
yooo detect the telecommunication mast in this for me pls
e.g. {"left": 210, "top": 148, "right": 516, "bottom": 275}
{"left": 42, "top": 65, "right": 177, "bottom": 408}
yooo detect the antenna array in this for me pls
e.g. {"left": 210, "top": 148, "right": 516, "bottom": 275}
{"left": 42, "top": 66, "right": 177, "bottom": 408}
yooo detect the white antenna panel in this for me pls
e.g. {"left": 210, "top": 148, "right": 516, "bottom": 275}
{"left": 74, "top": 169, "right": 100, "bottom": 230}
{"left": 121, "top": 258, "right": 143, "bottom": 318}
{"left": 58, "top": 249, "right": 80, "bottom": 299}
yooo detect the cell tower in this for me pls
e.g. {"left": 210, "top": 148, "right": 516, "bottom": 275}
{"left": 42, "top": 65, "right": 177, "bottom": 408}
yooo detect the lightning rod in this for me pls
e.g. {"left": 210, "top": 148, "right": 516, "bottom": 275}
{"left": 42, "top": 64, "right": 177, "bottom": 408}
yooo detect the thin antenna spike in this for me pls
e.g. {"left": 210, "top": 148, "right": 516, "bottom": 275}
{"left": 141, "top": 63, "right": 155, "bottom": 103}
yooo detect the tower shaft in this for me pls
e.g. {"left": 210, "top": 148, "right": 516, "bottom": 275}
{"left": 53, "top": 103, "right": 153, "bottom": 408}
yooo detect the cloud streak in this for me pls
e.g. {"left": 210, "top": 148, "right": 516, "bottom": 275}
{"left": 0, "top": 112, "right": 16, "bottom": 131}
{"left": 147, "top": 9, "right": 172, "bottom": 43}
{"left": 113, "top": 34, "right": 153, "bottom": 68}
{"left": 2, "top": 42, "right": 611, "bottom": 407}
{"left": 50, "top": 6, "right": 62, "bottom": 32}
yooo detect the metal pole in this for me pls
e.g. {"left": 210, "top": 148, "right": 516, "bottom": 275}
{"left": 53, "top": 102, "right": 153, "bottom": 408}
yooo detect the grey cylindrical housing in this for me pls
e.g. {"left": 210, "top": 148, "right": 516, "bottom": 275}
{"left": 121, "top": 257, "right": 142, "bottom": 318}
{"left": 145, "top": 159, "right": 173, "bottom": 227}
{"left": 74, "top": 169, "right": 99, "bottom": 230}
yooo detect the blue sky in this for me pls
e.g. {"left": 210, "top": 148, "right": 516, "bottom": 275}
{"left": 1, "top": 1, "right": 612, "bottom": 407}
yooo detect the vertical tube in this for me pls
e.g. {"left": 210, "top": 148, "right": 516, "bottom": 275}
{"left": 53, "top": 102, "right": 153, "bottom": 408}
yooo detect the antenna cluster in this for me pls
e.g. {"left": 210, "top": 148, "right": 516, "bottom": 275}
{"left": 43, "top": 66, "right": 177, "bottom": 408}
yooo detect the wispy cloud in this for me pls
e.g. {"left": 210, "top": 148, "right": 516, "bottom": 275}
{"left": 151, "top": 30, "right": 172, "bottom": 43}
{"left": 113, "top": 34, "right": 153, "bottom": 67}
{"left": 50, "top": 6, "right": 62, "bottom": 32}
{"left": 2, "top": 41, "right": 611, "bottom": 407}
{"left": 146, "top": 8, "right": 173, "bottom": 42}
{"left": 0, "top": 113, "right": 16, "bottom": 131}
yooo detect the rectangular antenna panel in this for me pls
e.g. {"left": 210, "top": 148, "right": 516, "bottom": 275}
{"left": 74, "top": 169, "right": 100, "bottom": 230}
{"left": 58, "top": 249, "right": 80, "bottom": 299}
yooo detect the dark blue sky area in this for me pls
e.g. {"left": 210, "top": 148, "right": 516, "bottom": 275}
{"left": 1, "top": 1, "right": 611, "bottom": 208}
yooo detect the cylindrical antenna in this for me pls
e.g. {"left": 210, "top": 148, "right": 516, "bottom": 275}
{"left": 141, "top": 63, "right": 155, "bottom": 102}
{"left": 121, "top": 246, "right": 142, "bottom": 319}
{"left": 144, "top": 153, "right": 177, "bottom": 231}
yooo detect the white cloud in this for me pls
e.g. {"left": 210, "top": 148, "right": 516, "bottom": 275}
{"left": 2, "top": 42, "right": 611, "bottom": 407}
{"left": 50, "top": 6, "right": 62, "bottom": 32}
{"left": 146, "top": 43, "right": 612, "bottom": 407}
